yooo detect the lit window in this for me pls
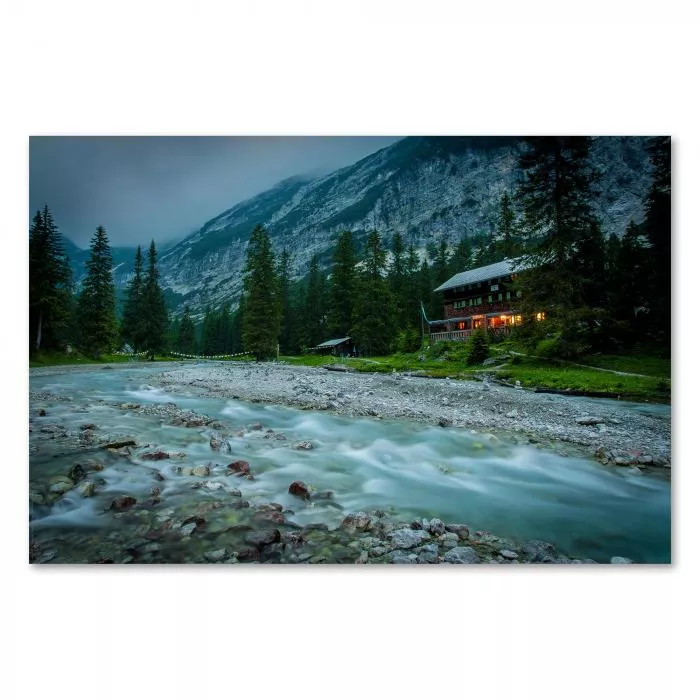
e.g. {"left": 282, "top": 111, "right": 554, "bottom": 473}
{"left": 536, "top": 312, "right": 546, "bottom": 322}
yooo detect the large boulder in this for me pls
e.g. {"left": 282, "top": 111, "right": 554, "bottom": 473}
{"left": 390, "top": 528, "right": 430, "bottom": 550}
{"left": 226, "top": 460, "right": 252, "bottom": 478}
{"left": 522, "top": 540, "right": 558, "bottom": 563}
{"left": 48, "top": 475, "right": 74, "bottom": 495}
{"left": 245, "top": 529, "right": 281, "bottom": 548}
{"left": 109, "top": 495, "right": 137, "bottom": 511}
{"left": 340, "top": 512, "right": 372, "bottom": 532}
{"left": 443, "top": 546, "right": 481, "bottom": 564}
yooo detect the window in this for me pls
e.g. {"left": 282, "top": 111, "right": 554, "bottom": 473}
{"left": 477, "top": 297, "right": 482, "bottom": 305}
{"left": 490, "top": 284, "right": 499, "bottom": 292}
{"left": 488, "top": 294, "right": 493, "bottom": 303}
{"left": 506, "top": 291, "right": 511, "bottom": 300}
{"left": 498, "top": 292, "right": 503, "bottom": 301}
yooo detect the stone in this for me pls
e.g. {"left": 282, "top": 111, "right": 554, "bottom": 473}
{"left": 101, "top": 439, "right": 137, "bottom": 449}
{"left": 294, "top": 441, "right": 313, "bottom": 450}
{"left": 109, "top": 495, "right": 137, "bottom": 511}
{"left": 80, "top": 423, "right": 97, "bottom": 431}
{"left": 191, "top": 465, "right": 211, "bottom": 477}
{"left": 445, "top": 524, "right": 470, "bottom": 540}
{"left": 180, "top": 522, "right": 197, "bottom": 537}
{"left": 428, "top": 518, "right": 446, "bottom": 536}
{"left": 314, "top": 490, "right": 334, "bottom": 500}
{"left": 249, "top": 423, "right": 263, "bottom": 431}
{"left": 37, "top": 408, "right": 47, "bottom": 416}
{"left": 35, "top": 549, "right": 56, "bottom": 563}
{"left": 49, "top": 476, "right": 75, "bottom": 494}
{"left": 443, "top": 546, "right": 481, "bottom": 564}
{"left": 204, "top": 548, "right": 227, "bottom": 563}
{"left": 226, "top": 460, "right": 252, "bottom": 478}
{"left": 637, "top": 455, "right": 654, "bottom": 466}
{"left": 615, "top": 456, "right": 632, "bottom": 466}
{"left": 610, "top": 556, "right": 634, "bottom": 564}
{"left": 29, "top": 490, "right": 45, "bottom": 506}
{"left": 252, "top": 510, "right": 285, "bottom": 525}
{"left": 522, "top": 540, "right": 557, "bottom": 563}
{"left": 210, "top": 435, "right": 232, "bottom": 453}
{"left": 340, "top": 512, "right": 373, "bottom": 532}
{"left": 388, "top": 550, "right": 419, "bottom": 564}
{"left": 390, "top": 528, "right": 430, "bottom": 550}
{"left": 576, "top": 416, "right": 605, "bottom": 426}
{"left": 281, "top": 531, "right": 305, "bottom": 546}
{"left": 500, "top": 549, "right": 519, "bottom": 560}
{"left": 79, "top": 481, "right": 96, "bottom": 498}
{"left": 67, "top": 464, "right": 86, "bottom": 483}
{"left": 506, "top": 410, "right": 518, "bottom": 419}
{"left": 438, "top": 532, "right": 460, "bottom": 548}
{"left": 355, "top": 551, "right": 369, "bottom": 564}
{"left": 288, "top": 481, "right": 311, "bottom": 500}
{"left": 140, "top": 450, "right": 170, "bottom": 460}
{"left": 417, "top": 543, "right": 439, "bottom": 564}
{"left": 245, "top": 529, "right": 281, "bottom": 547}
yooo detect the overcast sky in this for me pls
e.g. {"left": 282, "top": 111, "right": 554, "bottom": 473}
{"left": 29, "top": 136, "right": 402, "bottom": 249}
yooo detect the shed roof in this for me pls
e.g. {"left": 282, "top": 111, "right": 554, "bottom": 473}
{"left": 434, "top": 257, "right": 530, "bottom": 293}
{"left": 314, "top": 337, "right": 351, "bottom": 348}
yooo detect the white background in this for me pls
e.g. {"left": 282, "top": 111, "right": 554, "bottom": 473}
{"left": 2, "top": 2, "right": 698, "bottom": 698}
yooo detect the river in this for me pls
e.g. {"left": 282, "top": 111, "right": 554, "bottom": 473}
{"left": 29, "top": 365, "right": 671, "bottom": 563}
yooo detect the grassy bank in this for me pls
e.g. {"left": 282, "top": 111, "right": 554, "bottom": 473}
{"left": 280, "top": 345, "right": 671, "bottom": 404}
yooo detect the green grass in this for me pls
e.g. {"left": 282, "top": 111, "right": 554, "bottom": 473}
{"left": 280, "top": 346, "right": 671, "bottom": 403}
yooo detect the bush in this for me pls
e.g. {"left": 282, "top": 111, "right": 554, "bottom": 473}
{"left": 396, "top": 327, "right": 422, "bottom": 353}
{"left": 466, "top": 329, "right": 489, "bottom": 365}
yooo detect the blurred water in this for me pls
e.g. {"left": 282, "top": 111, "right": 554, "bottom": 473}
{"left": 29, "top": 367, "right": 671, "bottom": 563}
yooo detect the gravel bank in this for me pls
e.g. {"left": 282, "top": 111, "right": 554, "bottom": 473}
{"left": 149, "top": 361, "right": 671, "bottom": 469}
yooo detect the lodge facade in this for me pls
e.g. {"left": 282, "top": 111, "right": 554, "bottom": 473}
{"left": 427, "top": 258, "right": 539, "bottom": 342}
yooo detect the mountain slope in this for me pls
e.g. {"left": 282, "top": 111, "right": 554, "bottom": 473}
{"left": 154, "top": 136, "right": 655, "bottom": 316}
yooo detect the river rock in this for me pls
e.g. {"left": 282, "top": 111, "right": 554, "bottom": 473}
{"left": 192, "top": 465, "right": 211, "bottom": 477}
{"left": 37, "top": 408, "right": 47, "bottom": 416}
{"left": 610, "top": 556, "right": 634, "bottom": 564}
{"left": 245, "top": 529, "right": 281, "bottom": 547}
{"left": 443, "top": 546, "right": 481, "bottom": 564}
{"left": 500, "top": 549, "right": 519, "bottom": 560}
{"left": 48, "top": 476, "right": 74, "bottom": 494}
{"left": 180, "top": 522, "right": 197, "bottom": 537}
{"left": 204, "top": 548, "right": 227, "bottom": 563}
{"left": 210, "top": 435, "right": 232, "bottom": 453}
{"left": 428, "top": 518, "right": 446, "bottom": 536}
{"left": 79, "top": 481, "right": 96, "bottom": 497}
{"left": 418, "top": 543, "right": 439, "bottom": 563}
{"left": 226, "top": 460, "right": 252, "bottom": 478}
{"left": 140, "top": 450, "right": 170, "bottom": 460}
{"left": 294, "top": 441, "right": 313, "bottom": 450}
{"left": 288, "top": 481, "right": 311, "bottom": 500}
{"left": 391, "top": 528, "right": 430, "bottom": 549}
{"left": 253, "top": 510, "right": 285, "bottom": 525}
{"left": 388, "top": 550, "right": 419, "bottom": 564}
{"left": 249, "top": 423, "right": 263, "bottom": 431}
{"left": 109, "top": 495, "right": 137, "bottom": 511}
{"left": 340, "top": 512, "right": 372, "bottom": 532}
{"left": 438, "top": 532, "right": 460, "bottom": 548}
{"left": 522, "top": 540, "right": 557, "bottom": 563}
{"left": 29, "top": 490, "right": 45, "bottom": 506}
{"left": 576, "top": 416, "right": 605, "bottom": 426}
{"left": 67, "top": 464, "right": 86, "bottom": 482}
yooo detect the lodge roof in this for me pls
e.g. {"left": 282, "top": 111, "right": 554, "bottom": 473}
{"left": 434, "top": 257, "right": 530, "bottom": 293}
{"left": 313, "top": 336, "right": 351, "bottom": 348}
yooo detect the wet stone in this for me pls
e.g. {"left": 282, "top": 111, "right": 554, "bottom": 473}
{"left": 204, "top": 548, "right": 227, "bottom": 562}
{"left": 443, "top": 546, "right": 481, "bottom": 564}
{"left": 245, "top": 529, "right": 281, "bottom": 547}
{"left": 391, "top": 528, "right": 430, "bottom": 550}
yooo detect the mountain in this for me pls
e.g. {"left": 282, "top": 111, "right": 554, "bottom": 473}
{"left": 157, "top": 136, "right": 654, "bottom": 318}
{"left": 64, "top": 239, "right": 139, "bottom": 290}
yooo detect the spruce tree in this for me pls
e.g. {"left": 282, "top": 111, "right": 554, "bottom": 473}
{"left": 120, "top": 245, "right": 145, "bottom": 351}
{"left": 141, "top": 240, "right": 169, "bottom": 359}
{"left": 352, "top": 231, "right": 396, "bottom": 355}
{"left": 29, "top": 206, "right": 73, "bottom": 353}
{"left": 643, "top": 136, "right": 671, "bottom": 350}
{"left": 449, "top": 236, "right": 473, "bottom": 277}
{"left": 388, "top": 232, "right": 408, "bottom": 324}
{"left": 277, "top": 248, "right": 295, "bottom": 354}
{"left": 496, "top": 192, "right": 519, "bottom": 259}
{"left": 429, "top": 237, "right": 452, "bottom": 319}
{"left": 302, "top": 255, "right": 327, "bottom": 348}
{"left": 327, "top": 231, "right": 356, "bottom": 338}
{"left": 176, "top": 305, "right": 197, "bottom": 354}
{"left": 76, "top": 226, "right": 118, "bottom": 357}
{"left": 241, "top": 224, "right": 280, "bottom": 360}
{"left": 515, "top": 136, "right": 598, "bottom": 353}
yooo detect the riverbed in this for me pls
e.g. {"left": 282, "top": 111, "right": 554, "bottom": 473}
{"left": 28, "top": 363, "right": 671, "bottom": 564}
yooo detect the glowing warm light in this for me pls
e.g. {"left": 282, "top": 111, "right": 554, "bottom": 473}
{"left": 536, "top": 312, "right": 546, "bottom": 321}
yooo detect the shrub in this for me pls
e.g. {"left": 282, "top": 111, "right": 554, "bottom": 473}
{"left": 466, "top": 329, "right": 489, "bottom": 365}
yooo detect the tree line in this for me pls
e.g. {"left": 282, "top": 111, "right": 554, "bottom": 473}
{"left": 29, "top": 215, "right": 169, "bottom": 359}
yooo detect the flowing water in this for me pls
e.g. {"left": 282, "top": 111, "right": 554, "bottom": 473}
{"left": 29, "top": 365, "right": 671, "bottom": 563}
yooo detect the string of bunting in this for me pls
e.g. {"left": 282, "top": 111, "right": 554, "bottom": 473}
{"left": 170, "top": 351, "right": 252, "bottom": 360}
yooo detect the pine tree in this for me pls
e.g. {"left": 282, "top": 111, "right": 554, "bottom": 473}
{"left": 496, "top": 192, "right": 519, "bottom": 259}
{"left": 176, "top": 305, "right": 197, "bottom": 354}
{"left": 352, "top": 231, "right": 396, "bottom": 355}
{"left": 404, "top": 244, "right": 422, "bottom": 330}
{"left": 141, "top": 240, "right": 169, "bottom": 359}
{"left": 120, "top": 245, "right": 145, "bottom": 351}
{"left": 429, "top": 237, "right": 452, "bottom": 319}
{"left": 327, "top": 230, "right": 356, "bottom": 338}
{"left": 515, "top": 136, "right": 598, "bottom": 353}
{"left": 449, "top": 236, "right": 473, "bottom": 276}
{"left": 29, "top": 206, "right": 73, "bottom": 353}
{"left": 241, "top": 224, "right": 280, "bottom": 360}
{"left": 76, "top": 226, "right": 118, "bottom": 357}
{"left": 643, "top": 136, "right": 671, "bottom": 350}
{"left": 388, "top": 232, "right": 408, "bottom": 324}
{"left": 277, "top": 248, "right": 296, "bottom": 354}
{"left": 302, "top": 255, "right": 327, "bottom": 348}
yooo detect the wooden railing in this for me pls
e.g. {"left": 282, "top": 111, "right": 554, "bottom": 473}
{"left": 430, "top": 326, "right": 513, "bottom": 342}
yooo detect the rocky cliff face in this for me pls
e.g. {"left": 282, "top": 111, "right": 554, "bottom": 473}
{"left": 153, "top": 136, "right": 654, "bottom": 315}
